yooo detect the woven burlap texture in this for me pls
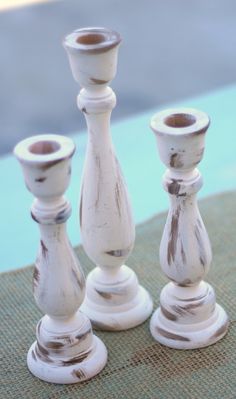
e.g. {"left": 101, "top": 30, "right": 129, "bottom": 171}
{"left": 1, "top": 192, "right": 236, "bottom": 399}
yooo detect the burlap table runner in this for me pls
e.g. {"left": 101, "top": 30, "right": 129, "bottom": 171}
{"left": 1, "top": 192, "right": 236, "bottom": 399}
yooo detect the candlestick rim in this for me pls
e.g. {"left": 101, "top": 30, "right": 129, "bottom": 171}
{"left": 150, "top": 108, "right": 210, "bottom": 137}
{"left": 13, "top": 134, "right": 75, "bottom": 166}
{"left": 63, "top": 27, "right": 122, "bottom": 54}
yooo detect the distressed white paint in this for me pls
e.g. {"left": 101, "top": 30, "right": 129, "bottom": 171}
{"left": 14, "top": 134, "right": 107, "bottom": 383}
{"left": 64, "top": 27, "right": 153, "bottom": 330}
{"left": 150, "top": 108, "right": 229, "bottom": 349}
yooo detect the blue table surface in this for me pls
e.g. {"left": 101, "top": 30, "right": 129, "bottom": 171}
{"left": 1, "top": 84, "right": 236, "bottom": 272}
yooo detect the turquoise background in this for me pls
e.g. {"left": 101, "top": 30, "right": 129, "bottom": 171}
{"left": 1, "top": 85, "right": 236, "bottom": 272}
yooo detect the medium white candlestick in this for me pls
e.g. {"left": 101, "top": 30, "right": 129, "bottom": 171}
{"left": 150, "top": 108, "right": 229, "bottom": 349}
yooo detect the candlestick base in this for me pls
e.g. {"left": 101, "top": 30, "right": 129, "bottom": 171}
{"left": 27, "top": 312, "right": 107, "bottom": 384}
{"left": 81, "top": 265, "right": 153, "bottom": 331}
{"left": 150, "top": 282, "right": 229, "bottom": 349}
{"left": 27, "top": 335, "right": 107, "bottom": 384}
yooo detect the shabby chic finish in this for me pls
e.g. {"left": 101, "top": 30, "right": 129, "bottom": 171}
{"left": 14, "top": 134, "right": 107, "bottom": 383}
{"left": 150, "top": 108, "right": 229, "bottom": 349}
{"left": 63, "top": 27, "right": 153, "bottom": 330}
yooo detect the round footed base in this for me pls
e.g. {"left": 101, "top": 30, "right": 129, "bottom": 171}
{"left": 150, "top": 303, "right": 229, "bottom": 349}
{"left": 81, "top": 286, "right": 153, "bottom": 331}
{"left": 27, "top": 335, "right": 107, "bottom": 384}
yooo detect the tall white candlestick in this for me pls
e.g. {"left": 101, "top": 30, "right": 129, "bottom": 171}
{"left": 64, "top": 27, "right": 153, "bottom": 330}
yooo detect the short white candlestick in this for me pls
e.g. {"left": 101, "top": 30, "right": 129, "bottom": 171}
{"left": 14, "top": 134, "right": 107, "bottom": 383}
